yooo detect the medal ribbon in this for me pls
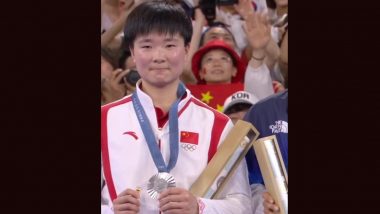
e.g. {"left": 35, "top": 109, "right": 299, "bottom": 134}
{"left": 132, "top": 83, "right": 186, "bottom": 173}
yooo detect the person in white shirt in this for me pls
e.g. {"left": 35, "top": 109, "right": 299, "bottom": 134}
{"left": 223, "top": 91, "right": 259, "bottom": 124}
{"left": 101, "top": 1, "right": 252, "bottom": 213}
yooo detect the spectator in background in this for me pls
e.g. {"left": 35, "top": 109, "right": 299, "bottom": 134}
{"left": 187, "top": 37, "right": 275, "bottom": 111}
{"left": 266, "top": 0, "right": 288, "bottom": 85}
{"left": 216, "top": 0, "right": 261, "bottom": 54}
{"left": 192, "top": 40, "right": 245, "bottom": 84}
{"left": 101, "top": 1, "right": 252, "bottom": 213}
{"left": 101, "top": 0, "right": 140, "bottom": 102}
{"left": 266, "top": 0, "right": 288, "bottom": 44}
{"left": 101, "top": 0, "right": 125, "bottom": 33}
{"left": 117, "top": 41, "right": 141, "bottom": 96}
{"left": 200, "top": 22, "right": 243, "bottom": 56}
{"left": 223, "top": 91, "right": 258, "bottom": 124}
{"left": 182, "top": 0, "right": 281, "bottom": 85}
{"left": 278, "top": 29, "right": 288, "bottom": 89}
{"left": 227, "top": 0, "right": 285, "bottom": 85}
{"left": 181, "top": 20, "right": 235, "bottom": 84}
{"left": 243, "top": 9, "right": 277, "bottom": 99}
{"left": 101, "top": 0, "right": 145, "bottom": 50}
{"left": 186, "top": 40, "right": 246, "bottom": 110}
{"left": 244, "top": 88, "right": 288, "bottom": 214}
{"left": 101, "top": 48, "right": 130, "bottom": 105}
{"left": 219, "top": 0, "right": 280, "bottom": 71}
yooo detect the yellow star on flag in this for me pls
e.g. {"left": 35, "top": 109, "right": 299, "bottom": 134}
{"left": 201, "top": 91, "right": 213, "bottom": 104}
{"left": 216, "top": 104, "right": 224, "bottom": 112}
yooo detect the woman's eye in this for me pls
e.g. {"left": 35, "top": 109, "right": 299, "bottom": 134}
{"left": 205, "top": 57, "right": 213, "bottom": 63}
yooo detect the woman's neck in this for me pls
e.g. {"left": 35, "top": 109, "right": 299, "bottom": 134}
{"left": 141, "top": 81, "right": 180, "bottom": 113}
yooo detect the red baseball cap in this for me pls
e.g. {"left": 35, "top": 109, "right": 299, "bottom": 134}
{"left": 191, "top": 40, "right": 245, "bottom": 84}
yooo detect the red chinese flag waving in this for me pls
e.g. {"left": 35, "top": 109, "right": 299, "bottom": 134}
{"left": 186, "top": 83, "right": 244, "bottom": 112}
{"left": 180, "top": 131, "right": 199, "bottom": 145}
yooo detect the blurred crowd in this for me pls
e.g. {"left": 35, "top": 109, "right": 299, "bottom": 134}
{"left": 101, "top": 1, "right": 288, "bottom": 213}
{"left": 101, "top": 0, "right": 287, "bottom": 120}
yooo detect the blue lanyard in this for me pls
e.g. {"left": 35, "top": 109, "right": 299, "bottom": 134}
{"left": 132, "top": 83, "right": 186, "bottom": 173}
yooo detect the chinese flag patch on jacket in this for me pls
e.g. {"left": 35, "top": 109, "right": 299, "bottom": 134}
{"left": 180, "top": 131, "right": 199, "bottom": 145}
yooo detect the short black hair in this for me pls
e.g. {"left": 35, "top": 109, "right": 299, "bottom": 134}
{"left": 224, "top": 103, "right": 252, "bottom": 115}
{"left": 118, "top": 39, "right": 131, "bottom": 70}
{"left": 124, "top": 0, "right": 193, "bottom": 49}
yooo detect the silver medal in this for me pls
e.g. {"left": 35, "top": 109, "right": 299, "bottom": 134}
{"left": 147, "top": 172, "right": 176, "bottom": 199}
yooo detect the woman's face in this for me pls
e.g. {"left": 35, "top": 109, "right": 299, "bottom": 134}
{"left": 202, "top": 27, "right": 236, "bottom": 49}
{"left": 199, "top": 49, "right": 237, "bottom": 84}
{"left": 131, "top": 32, "right": 189, "bottom": 88}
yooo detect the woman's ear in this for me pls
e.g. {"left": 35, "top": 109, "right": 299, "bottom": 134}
{"left": 231, "top": 67, "right": 237, "bottom": 77}
{"left": 199, "top": 68, "right": 206, "bottom": 80}
{"left": 184, "top": 44, "right": 190, "bottom": 62}
{"left": 184, "top": 44, "right": 190, "bottom": 54}
{"left": 130, "top": 48, "right": 136, "bottom": 63}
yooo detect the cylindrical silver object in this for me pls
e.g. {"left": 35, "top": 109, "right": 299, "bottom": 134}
{"left": 253, "top": 135, "right": 288, "bottom": 214}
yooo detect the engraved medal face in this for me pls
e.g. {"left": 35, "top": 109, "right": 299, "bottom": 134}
{"left": 147, "top": 172, "right": 176, "bottom": 199}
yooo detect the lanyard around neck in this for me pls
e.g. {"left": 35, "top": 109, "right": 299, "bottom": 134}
{"left": 132, "top": 83, "right": 186, "bottom": 173}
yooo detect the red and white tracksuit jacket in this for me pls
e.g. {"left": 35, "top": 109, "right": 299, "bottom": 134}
{"left": 101, "top": 84, "right": 252, "bottom": 214}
